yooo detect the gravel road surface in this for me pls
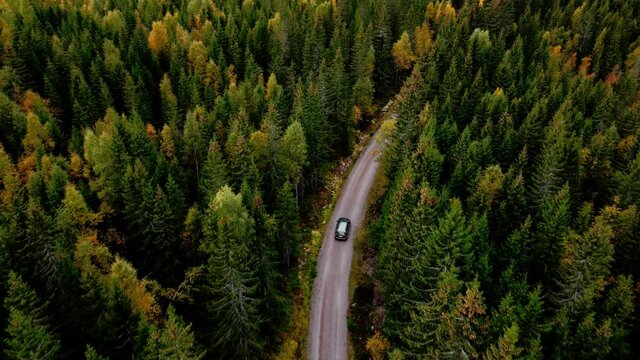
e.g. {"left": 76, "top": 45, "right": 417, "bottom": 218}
{"left": 308, "top": 132, "right": 382, "bottom": 360}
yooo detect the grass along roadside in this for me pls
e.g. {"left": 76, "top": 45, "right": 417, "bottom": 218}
{"left": 347, "top": 164, "right": 390, "bottom": 360}
{"left": 276, "top": 122, "right": 381, "bottom": 359}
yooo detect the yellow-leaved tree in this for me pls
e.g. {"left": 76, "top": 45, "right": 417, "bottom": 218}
{"left": 366, "top": 331, "right": 390, "bottom": 360}
{"left": 148, "top": 21, "right": 169, "bottom": 56}
{"left": 414, "top": 22, "right": 433, "bottom": 58}
{"left": 392, "top": 31, "right": 416, "bottom": 71}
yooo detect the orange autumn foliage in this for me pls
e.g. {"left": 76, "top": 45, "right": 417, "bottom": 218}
{"left": 414, "top": 22, "right": 433, "bottom": 58}
{"left": 392, "top": 31, "right": 416, "bottom": 70}
{"left": 148, "top": 21, "right": 169, "bottom": 55}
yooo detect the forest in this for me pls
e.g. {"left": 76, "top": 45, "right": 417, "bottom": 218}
{"left": 0, "top": 0, "right": 639, "bottom": 359}
{"left": 373, "top": 0, "right": 640, "bottom": 359}
{"left": 0, "top": 0, "right": 398, "bottom": 358}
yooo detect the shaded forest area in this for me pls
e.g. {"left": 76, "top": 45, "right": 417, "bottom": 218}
{"left": 0, "top": 0, "right": 418, "bottom": 358}
{"left": 372, "top": 0, "right": 640, "bottom": 359}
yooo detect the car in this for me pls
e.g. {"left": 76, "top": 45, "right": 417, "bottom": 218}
{"left": 335, "top": 218, "right": 351, "bottom": 241}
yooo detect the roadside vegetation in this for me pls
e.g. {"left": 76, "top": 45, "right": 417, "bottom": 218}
{"left": 347, "top": 165, "right": 390, "bottom": 360}
{"left": 279, "top": 117, "right": 382, "bottom": 359}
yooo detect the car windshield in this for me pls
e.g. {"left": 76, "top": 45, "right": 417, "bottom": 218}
{"left": 337, "top": 221, "right": 347, "bottom": 234}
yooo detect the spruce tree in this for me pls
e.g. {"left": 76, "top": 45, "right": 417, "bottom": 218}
{"left": 201, "top": 186, "right": 262, "bottom": 358}
{"left": 426, "top": 198, "right": 474, "bottom": 279}
{"left": 143, "top": 306, "right": 205, "bottom": 360}
{"left": 3, "top": 272, "right": 60, "bottom": 360}
{"left": 274, "top": 181, "right": 301, "bottom": 267}
{"left": 199, "top": 138, "right": 229, "bottom": 203}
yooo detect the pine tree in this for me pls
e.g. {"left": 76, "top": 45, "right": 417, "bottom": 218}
{"left": 493, "top": 164, "right": 528, "bottom": 245}
{"left": 199, "top": 139, "right": 229, "bottom": 202}
{"left": 402, "top": 268, "right": 462, "bottom": 356}
{"left": 300, "top": 79, "right": 330, "bottom": 187}
{"left": 85, "top": 345, "right": 108, "bottom": 360}
{"left": 433, "top": 279, "right": 487, "bottom": 359}
{"left": 551, "top": 221, "right": 614, "bottom": 311}
{"left": 615, "top": 152, "right": 640, "bottom": 207}
{"left": 241, "top": 183, "right": 286, "bottom": 335}
{"left": 123, "top": 159, "right": 155, "bottom": 255}
{"left": 3, "top": 272, "right": 60, "bottom": 360}
{"left": 56, "top": 184, "right": 91, "bottom": 250}
{"left": 383, "top": 66, "right": 428, "bottom": 177}
{"left": 351, "top": 25, "right": 376, "bottom": 117}
{"left": 225, "top": 113, "right": 258, "bottom": 190}
{"left": 326, "top": 49, "right": 354, "bottom": 152}
{"left": 373, "top": 4, "right": 394, "bottom": 92}
{"left": 250, "top": 106, "right": 282, "bottom": 195}
{"left": 532, "top": 184, "right": 571, "bottom": 284}
{"left": 380, "top": 168, "right": 441, "bottom": 342}
{"left": 183, "top": 109, "right": 206, "bottom": 175}
{"left": 201, "top": 186, "right": 262, "bottom": 358}
{"left": 411, "top": 121, "right": 444, "bottom": 186}
{"left": 274, "top": 181, "right": 301, "bottom": 267}
{"left": 380, "top": 166, "right": 418, "bottom": 339}
{"left": 601, "top": 274, "right": 634, "bottom": 359}
{"left": 483, "top": 324, "right": 522, "bottom": 360}
{"left": 426, "top": 198, "right": 474, "bottom": 279}
{"left": 469, "top": 165, "right": 505, "bottom": 215}
{"left": 149, "top": 186, "right": 180, "bottom": 283}
{"left": 143, "top": 306, "right": 205, "bottom": 360}
{"left": 159, "top": 74, "right": 180, "bottom": 128}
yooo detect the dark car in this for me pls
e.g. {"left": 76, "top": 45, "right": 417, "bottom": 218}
{"left": 335, "top": 218, "right": 351, "bottom": 241}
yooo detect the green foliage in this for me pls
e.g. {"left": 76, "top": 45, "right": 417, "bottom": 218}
{"left": 199, "top": 139, "right": 229, "bottom": 201}
{"left": 3, "top": 272, "right": 60, "bottom": 360}
{"left": 201, "top": 186, "right": 262, "bottom": 358}
{"left": 0, "top": 0, "right": 639, "bottom": 358}
{"left": 275, "top": 181, "right": 301, "bottom": 267}
{"left": 425, "top": 198, "right": 473, "bottom": 278}
{"left": 375, "top": 1, "right": 640, "bottom": 357}
{"left": 143, "top": 306, "right": 205, "bottom": 360}
{"left": 277, "top": 120, "right": 307, "bottom": 186}
{"left": 85, "top": 345, "right": 108, "bottom": 360}
{"left": 483, "top": 324, "right": 522, "bottom": 360}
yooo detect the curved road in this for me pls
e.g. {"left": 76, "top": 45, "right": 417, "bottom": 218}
{"left": 308, "top": 130, "right": 382, "bottom": 360}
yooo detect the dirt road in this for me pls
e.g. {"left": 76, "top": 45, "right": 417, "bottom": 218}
{"left": 308, "top": 131, "right": 382, "bottom": 360}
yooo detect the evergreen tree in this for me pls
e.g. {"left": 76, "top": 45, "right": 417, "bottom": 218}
{"left": 199, "top": 139, "right": 229, "bottom": 201}
{"left": 532, "top": 184, "right": 571, "bottom": 284}
{"left": 483, "top": 324, "right": 522, "bottom": 360}
{"left": 274, "top": 181, "right": 301, "bottom": 267}
{"left": 3, "top": 272, "right": 60, "bottom": 360}
{"left": 433, "top": 279, "right": 487, "bottom": 359}
{"left": 143, "top": 306, "right": 205, "bottom": 360}
{"left": 402, "top": 268, "right": 462, "bottom": 357}
{"left": 200, "top": 186, "right": 262, "bottom": 358}
{"left": 85, "top": 345, "right": 108, "bottom": 360}
{"left": 326, "top": 49, "right": 354, "bottom": 153}
{"left": 300, "top": 79, "right": 330, "bottom": 187}
{"left": 551, "top": 221, "right": 614, "bottom": 311}
{"left": 426, "top": 198, "right": 474, "bottom": 279}
{"left": 277, "top": 120, "right": 308, "bottom": 193}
